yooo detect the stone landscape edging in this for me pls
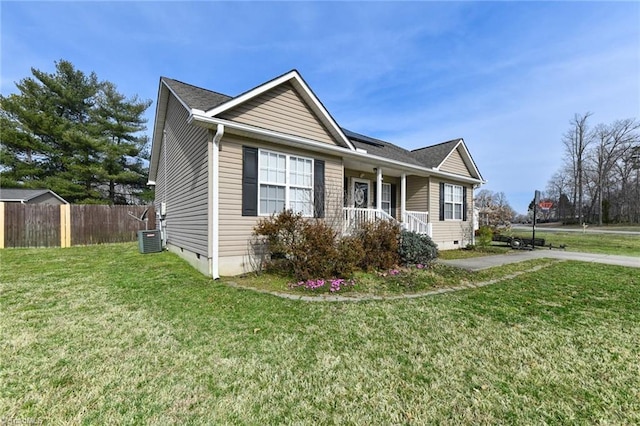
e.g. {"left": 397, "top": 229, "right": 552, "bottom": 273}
{"left": 225, "top": 261, "right": 562, "bottom": 302}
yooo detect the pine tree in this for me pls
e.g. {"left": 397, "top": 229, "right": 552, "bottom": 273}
{"left": 0, "top": 60, "right": 152, "bottom": 204}
{"left": 94, "top": 81, "right": 152, "bottom": 204}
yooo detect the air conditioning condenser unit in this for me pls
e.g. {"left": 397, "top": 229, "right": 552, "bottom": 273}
{"left": 138, "top": 230, "right": 162, "bottom": 254}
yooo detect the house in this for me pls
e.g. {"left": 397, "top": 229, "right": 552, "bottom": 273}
{"left": 147, "top": 70, "right": 484, "bottom": 278}
{"left": 0, "top": 188, "right": 69, "bottom": 205}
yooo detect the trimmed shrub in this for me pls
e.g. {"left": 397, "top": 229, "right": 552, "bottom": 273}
{"left": 295, "top": 220, "right": 339, "bottom": 280}
{"left": 356, "top": 220, "right": 401, "bottom": 270}
{"left": 253, "top": 209, "right": 305, "bottom": 263}
{"left": 253, "top": 210, "right": 363, "bottom": 281}
{"left": 476, "top": 225, "right": 493, "bottom": 248}
{"left": 334, "top": 235, "right": 364, "bottom": 278}
{"left": 398, "top": 230, "right": 438, "bottom": 266}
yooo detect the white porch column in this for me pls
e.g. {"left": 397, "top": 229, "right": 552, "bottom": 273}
{"left": 376, "top": 167, "right": 382, "bottom": 210}
{"left": 401, "top": 173, "right": 406, "bottom": 222}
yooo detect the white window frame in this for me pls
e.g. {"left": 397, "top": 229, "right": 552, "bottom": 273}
{"left": 258, "top": 149, "right": 314, "bottom": 217}
{"left": 381, "top": 182, "right": 392, "bottom": 215}
{"left": 444, "top": 183, "right": 463, "bottom": 220}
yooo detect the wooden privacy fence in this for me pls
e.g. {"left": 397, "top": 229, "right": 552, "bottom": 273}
{"left": 0, "top": 203, "right": 156, "bottom": 248}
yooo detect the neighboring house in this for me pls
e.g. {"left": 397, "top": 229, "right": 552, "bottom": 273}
{"left": 0, "top": 188, "right": 69, "bottom": 205}
{"left": 148, "top": 70, "right": 484, "bottom": 278}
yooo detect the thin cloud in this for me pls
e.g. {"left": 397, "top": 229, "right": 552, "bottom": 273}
{"left": 1, "top": 1, "right": 638, "bottom": 214}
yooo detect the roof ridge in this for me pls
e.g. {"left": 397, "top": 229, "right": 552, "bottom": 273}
{"left": 232, "top": 69, "right": 298, "bottom": 99}
{"left": 161, "top": 76, "right": 232, "bottom": 99}
{"left": 411, "top": 138, "right": 461, "bottom": 152}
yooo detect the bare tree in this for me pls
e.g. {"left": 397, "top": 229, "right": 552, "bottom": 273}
{"left": 562, "top": 112, "right": 593, "bottom": 223}
{"left": 550, "top": 115, "right": 639, "bottom": 224}
{"left": 546, "top": 170, "right": 572, "bottom": 221}
{"left": 587, "top": 119, "right": 639, "bottom": 224}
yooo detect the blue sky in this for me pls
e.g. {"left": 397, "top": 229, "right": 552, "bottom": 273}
{"left": 2, "top": 1, "right": 639, "bottom": 213}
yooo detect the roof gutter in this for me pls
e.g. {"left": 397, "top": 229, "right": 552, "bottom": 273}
{"left": 189, "top": 113, "right": 486, "bottom": 185}
{"left": 209, "top": 123, "right": 224, "bottom": 279}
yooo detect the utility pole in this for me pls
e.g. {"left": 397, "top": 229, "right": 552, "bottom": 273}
{"left": 532, "top": 190, "right": 540, "bottom": 248}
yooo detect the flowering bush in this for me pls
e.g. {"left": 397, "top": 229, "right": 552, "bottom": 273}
{"left": 289, "top": 278, "right": 356, "bottom": 293}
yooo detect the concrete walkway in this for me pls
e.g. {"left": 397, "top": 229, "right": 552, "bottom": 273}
{"left": 439, "top": 249, "right": 640, "bottom": 271}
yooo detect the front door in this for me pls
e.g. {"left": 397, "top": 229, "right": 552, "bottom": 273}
{"left": 352, "top": 179, "right": 370, "bottom": 208}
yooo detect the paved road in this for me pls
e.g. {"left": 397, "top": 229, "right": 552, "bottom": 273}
{"left": 511, "top": 224, "right": 640, "bottom": 235}
{"left": 439, "top": 250, "right": 640, "bottom": 271}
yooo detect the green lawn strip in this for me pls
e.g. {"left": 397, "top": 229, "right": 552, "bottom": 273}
{"left": 1, "top": 245, "right": 639, "bottom": 424}
{"left": 509, "top": 230, "right": 640, "bottom": 256}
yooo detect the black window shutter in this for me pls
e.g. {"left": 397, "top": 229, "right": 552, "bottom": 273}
{"left": 390, "top": 184, "right": 397, "bottom": 218}
{"left": 439, "top": 182, "right": 445, "bottom": 221}
{"left": 242, "top": 146, "right": 258, "bottom": 216}
{"left": 463, "top": 186, "right": 468, "bottom": 221}
{"left": 314, "top": 160, "right": 325, "bottom": 218}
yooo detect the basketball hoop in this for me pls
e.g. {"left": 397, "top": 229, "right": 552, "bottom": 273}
{"left": 539, "top": 201, "right": 553, "bottom": 211}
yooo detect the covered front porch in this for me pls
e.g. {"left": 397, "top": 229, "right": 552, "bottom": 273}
{"left": 342, "top": 161, "right": 432, "bottom": 236}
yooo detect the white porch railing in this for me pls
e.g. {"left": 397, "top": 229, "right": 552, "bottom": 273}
{"left": 342, "top": 207, "right": 395, "bottom": 235}
{"left": 342, "top": 208, "right": 432, "bottom": 237}
{"left": 403, "top": 210, "right": 432, "bottom": 236}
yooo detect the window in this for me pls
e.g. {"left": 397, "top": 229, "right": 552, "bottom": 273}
{"left": 381, "top": 183, "right": 391, "bottom": 215}
{"left": 444, "top": 183, "right": 463, "bottom": 220}
{"left": 259, "top": 149, "right": 313, "bottom": 216}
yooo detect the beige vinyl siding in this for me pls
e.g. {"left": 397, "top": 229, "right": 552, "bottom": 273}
{"left": 218, "top": 134, "right": 343, "bottom": 261}
{"left": 158, "top": 93, "right": 209, "bottom": 255}
{"left": 428, "top": 178, "right": 474, "bottom": 249}
{"left": 220, "top": 82, "right": 339, "bottom": 146}
{"left": 406, "top": 176, "right": 429, "bottom": 214}
{"left": 440, "top": 148, "right": 472, "bottom": 177}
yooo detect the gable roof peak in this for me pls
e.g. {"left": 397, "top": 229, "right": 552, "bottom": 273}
{"left": 200, "top": 69, "right": 355, "bottom": 150}
{"left": 411, "top": 138, "right": 462, "bottom": 153}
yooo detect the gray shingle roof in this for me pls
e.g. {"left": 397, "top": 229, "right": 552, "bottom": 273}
{"left": 0, "top": 188, "right": 58, "bottom": 201}
{"left": 162, "top": 77, "right": 232, "bottom": 111}
{"left": 343, "top": 129, "right": 422, "bottom": 166}
{"left": 343, "top": 128, "right": 462, "bottom": 169}
{"left": 411, "top": 139, "right": 461, "bottom": 168}
{"left": 160, "top": 77, "right": 469, "bottom": 174}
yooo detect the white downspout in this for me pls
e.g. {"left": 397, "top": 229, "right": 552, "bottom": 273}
{"left": 209, "top": 124, "right": 224, "bottom": 279}
{"left": 471, "top": 183, "right": 478, "bottom": 246}
{"left": 376, "top": 167, "right": 382, "bottom": 211}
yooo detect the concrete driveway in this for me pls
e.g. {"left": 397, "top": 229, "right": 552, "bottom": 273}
{"left": 439, "top": 250, "right": 640, "bottom": 271}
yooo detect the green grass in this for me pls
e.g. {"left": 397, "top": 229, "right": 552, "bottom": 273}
{"left": 2, "top": 244, "right": 639, "bottom": 424}
{"left": 538, "top": 223, "right": 640, "bottom": 232}
{"left": 508, "top": 230, "right": 640, "bottom": 256}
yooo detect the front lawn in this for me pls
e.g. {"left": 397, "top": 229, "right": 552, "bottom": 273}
{"left": 1, "top": 244, "right": 639, "bottom": 424}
